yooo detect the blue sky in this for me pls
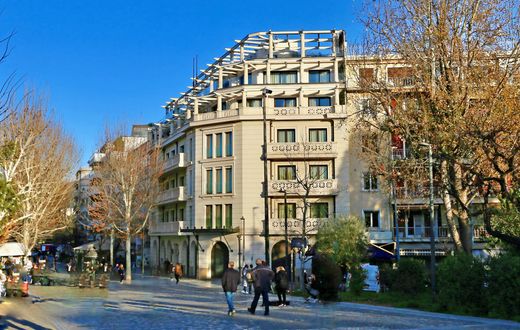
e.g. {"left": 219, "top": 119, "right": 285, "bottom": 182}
{"left": 0, "top": 0, "right": 364, "bottom": 167}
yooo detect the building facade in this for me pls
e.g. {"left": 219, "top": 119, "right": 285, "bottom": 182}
{"left": 148, "top": 30, "right": 490, "bottom": 279}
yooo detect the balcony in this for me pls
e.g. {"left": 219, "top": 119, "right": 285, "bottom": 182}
{"left": 149, "top": 220, "right": 186, "bottom": 235}
{"left": 267, "top": 106, "right": 337, "bottom": 117}
{"left": 267, "top": 142, "right": 337, "bottom": 159}
{"left": 269, "top": 179, "right": 338, "bottom": 196}
{"left": 156, "top": 187, "right": 187, "bottom": 205}
{"left": 395, "top": 225, "right": 490, "bottom": 242}
{"left": 163, "top": 153, "right": 189, "bottom": 173}
{"left": 270, "top": 218, "right": 325, "bottom": 235}
{"left": 395, "top": 186, "right": 442, "bottom": 204}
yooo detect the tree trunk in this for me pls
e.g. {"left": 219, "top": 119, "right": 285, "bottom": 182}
{"left": 125, "top": 230, "right": 132, "bottom": 282}
{"left": 440, "top": 160, "right": 462, "bottom": 252}
{"left": 451, "top": 162, "right": 473, "bottom": 254}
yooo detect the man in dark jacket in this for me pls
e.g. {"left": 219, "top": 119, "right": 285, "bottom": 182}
{"left": 248, "top": 258, "right": 275, "bottom": 316}
{"left": 222, "top": 261, "right": 241, "bottom": 316}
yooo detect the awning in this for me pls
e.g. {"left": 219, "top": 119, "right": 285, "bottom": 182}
{"left": 368, "top": 242, "right": 395, "bottom": 260}
{"left": 0, "top": 242, "right": 27, "bottom": 257}
{"left": 73, "top": 240, "right": 111, "bottom": 252}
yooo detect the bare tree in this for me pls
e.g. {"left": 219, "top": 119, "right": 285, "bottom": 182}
{"left": 353, "top": 0, "right": 520, "bottom": 252}
{"left": 273, "top": 141, "right": 334, "bottom": 288}
{"left": 88, "top": 129, "right": 160, "bottom": 282}
{"left": 0, "top": 93, "right": 78, "bottom": 252}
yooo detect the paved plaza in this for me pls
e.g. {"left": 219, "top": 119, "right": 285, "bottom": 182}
{"left": 0, "top": 275, "right": 519, "bottom": 329}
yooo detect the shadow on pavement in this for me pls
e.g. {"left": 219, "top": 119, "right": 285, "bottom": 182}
{"left": 0, "top": 315, "right": 52, "bottom": 330}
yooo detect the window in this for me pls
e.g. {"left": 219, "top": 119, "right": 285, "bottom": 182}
{"left": 308, "top": 97, "right": 331, "bottom": 107}
{"left": 274, "top": 98, "right": 297, "bottom": 107}
{"left": 271, "top": 71, "right": 297, "bottom": 84}
{"left": 225, "top": 167, "right": 233, "bottom": 193}
{"left": 364, "top": 210, "right": 379, "bottom": 229}
{"left": 215, "top": 205, "right": 223, "bottom": 228}
{"left": 361, "top": 133, "right": 379, "bottom": 153}
{"left": 206, "top": 134, "right": 213, "bottom": 158}
{"left": 360, "top": 98, "right": 377, "bottom": 116}
{"left": 277, "top": 203, "right": 296, "bottom": 219}
{"left": 206, "top": 169, "right": 213, "bottom": 194}
{"left": 179, "top": 145, "right": 185, "bottom": 153}
{"left": 278, "top": 165, "right": 296, "bottom": 180}
{"left": 363, "top": 172, "right": 378, "bottom": 191}
{"left": 359, "top": 68, "right": 376, "bottom": 87}
{"left": 310, "top": 165, "right": 328, "bottom": 179}
{"left": 206, "top": 205, "right": 213, "bottom": 228}
{"left": 277, "top": 129, "right": 296, "bottom": 143}
{"left": 216, "top": 133, "right": 223, "bottom": 157}
{"left": 309, "top": 70, "right": 331, "bottom": 83}
{"left": 387, "top": 67, "right": 414, "bottom": 86}
{"left": 178, "top": 208, "right": 184, "bottom": 221}
{"left": 309, "top": 129, "right": 327, "bottom": 142}
{"left": 246, "top": 99, "right": 262, "bottom": 107}
{"left": 225, "top": 132, "right": 233, "bottom": 156}
{"left": 225, "top": 204, "right": 232, "bottom": 228}
{"left": 179, "top": 176, "right": 185, "bottom": 187}
{"left": 216, "top": 168, "right": 223, "bottom": 194}
{"left": 311, "top": 203, "right": 329, "bottom": 218}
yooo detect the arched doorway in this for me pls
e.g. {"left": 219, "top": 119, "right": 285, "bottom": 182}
{"left": 211, "top": 242, "right": 229, "bottom": 278}
{"left": 272, "top": 240, "right": 290, "bottom": 272}
{"left": 172, "top": 243, "right": 179, "bottom": 264}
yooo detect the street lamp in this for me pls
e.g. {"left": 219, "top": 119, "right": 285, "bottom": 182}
{"left": 419, "top": 141, "right": 436, "bottom": 298}
{"left": 390, "top": 147, "right": 401, "bottom": 262}
{"left": 262, "top": 87, "right": 273, "bottom": 264}
{"left": 240, "top": 216, "right": 246, "bottom": 269}
{"left": 279, "top": 188, "right": 290, "bottom": 277}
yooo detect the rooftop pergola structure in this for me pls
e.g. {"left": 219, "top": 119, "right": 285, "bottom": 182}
{"left": 161, "top": 30, "right": 346, "bottom": 120}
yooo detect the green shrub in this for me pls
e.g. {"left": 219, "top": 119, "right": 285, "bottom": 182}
{"left": 392, "top": 258, "right": 426, "bottom": 295}
{"left": 378, "top": 263, "right": 396, "bottom": 292}
{"left": 312, "top": 254, "right": 342, "bottom": 301}
{"left": 437, "top": 254, "right": 487, "bottom": 314}
{"left": 348, "top": 266, "right": 367, "bottom": 296}
{"left": 486, "top": 253, "right": 520, "bottom": 319}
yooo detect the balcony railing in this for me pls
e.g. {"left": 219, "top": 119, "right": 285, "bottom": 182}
{"left": 267, "top": 142, "right": 337, "bottom": 159}
{"left": 269, "top": 179, "right": 338, "bottom": 196}
{"left": 395, "top": 186, "right": 440, "bottom": 199}
{"left": 156, "top": 187, "right": 187, "bottom": 205}
{"left": 270, "top": 217, "right": 325, "bottom": 235}
{"left": 394, "top": 225, "right": 490, "bottom": 241}
{"left": 387, "top": 77, "right": 415, "bottom": 87}
{"left": 149, "top": 220, "right": 186, "bottom": 235}
{"left": 163, "top": 153, "right": 189, "bottom": 173}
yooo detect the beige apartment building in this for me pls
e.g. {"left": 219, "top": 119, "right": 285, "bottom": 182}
{"left": 148, "top": 30, "right": 488, "bottom": 280}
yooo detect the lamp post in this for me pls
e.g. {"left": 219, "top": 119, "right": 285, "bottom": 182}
{"left": 390, "top": 147, "right": 401, "bottom": 262}
{"left": 262, "top": 87, "right": 273, "bottom": 264}
{"left": 419, "top": 142, "right": 436, "bottom": 298}
{"left": 241, "top": 216, "right": 246, "bottom": 269}
{"left": 279, "top": 188, "right": 289, "bottom": 277}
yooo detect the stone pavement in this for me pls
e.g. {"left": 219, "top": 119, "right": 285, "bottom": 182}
{"left": 0, "top": 275, "right": 519, "bottom": 329}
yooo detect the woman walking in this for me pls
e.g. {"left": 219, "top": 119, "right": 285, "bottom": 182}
{"left": 118, "top": 264, "right": 125, "bottom": 283}
{"left": 274, "top": 266, "right": 289, "bottom": 306}
{"left": 174, "top": 263, "right": 183, "bottom": 284}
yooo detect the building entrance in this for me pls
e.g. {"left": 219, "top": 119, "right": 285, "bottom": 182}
{"left": 211, "top": 242, "right": 229, "bottom": 278}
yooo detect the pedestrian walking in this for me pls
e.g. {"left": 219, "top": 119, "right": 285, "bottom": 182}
{"left": 118, "top": 264, "right": 125, "bottom": 283}
{"left": 247, "top": 258, "right": 275, "bottom": 316}
{"left": 222, "top": 261, "right": 241, "bottom": 316}
{"left": 274, "top": 266, "right": 289, "bottom": 306}
{"left": 174, "top": 262, "right": 183, "bottom": 284}
{"left": 246, "top": 264, "right": 254, "bottom": 294}
{"left": 241, "top": 264, "right": 250, "bottom": 293}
